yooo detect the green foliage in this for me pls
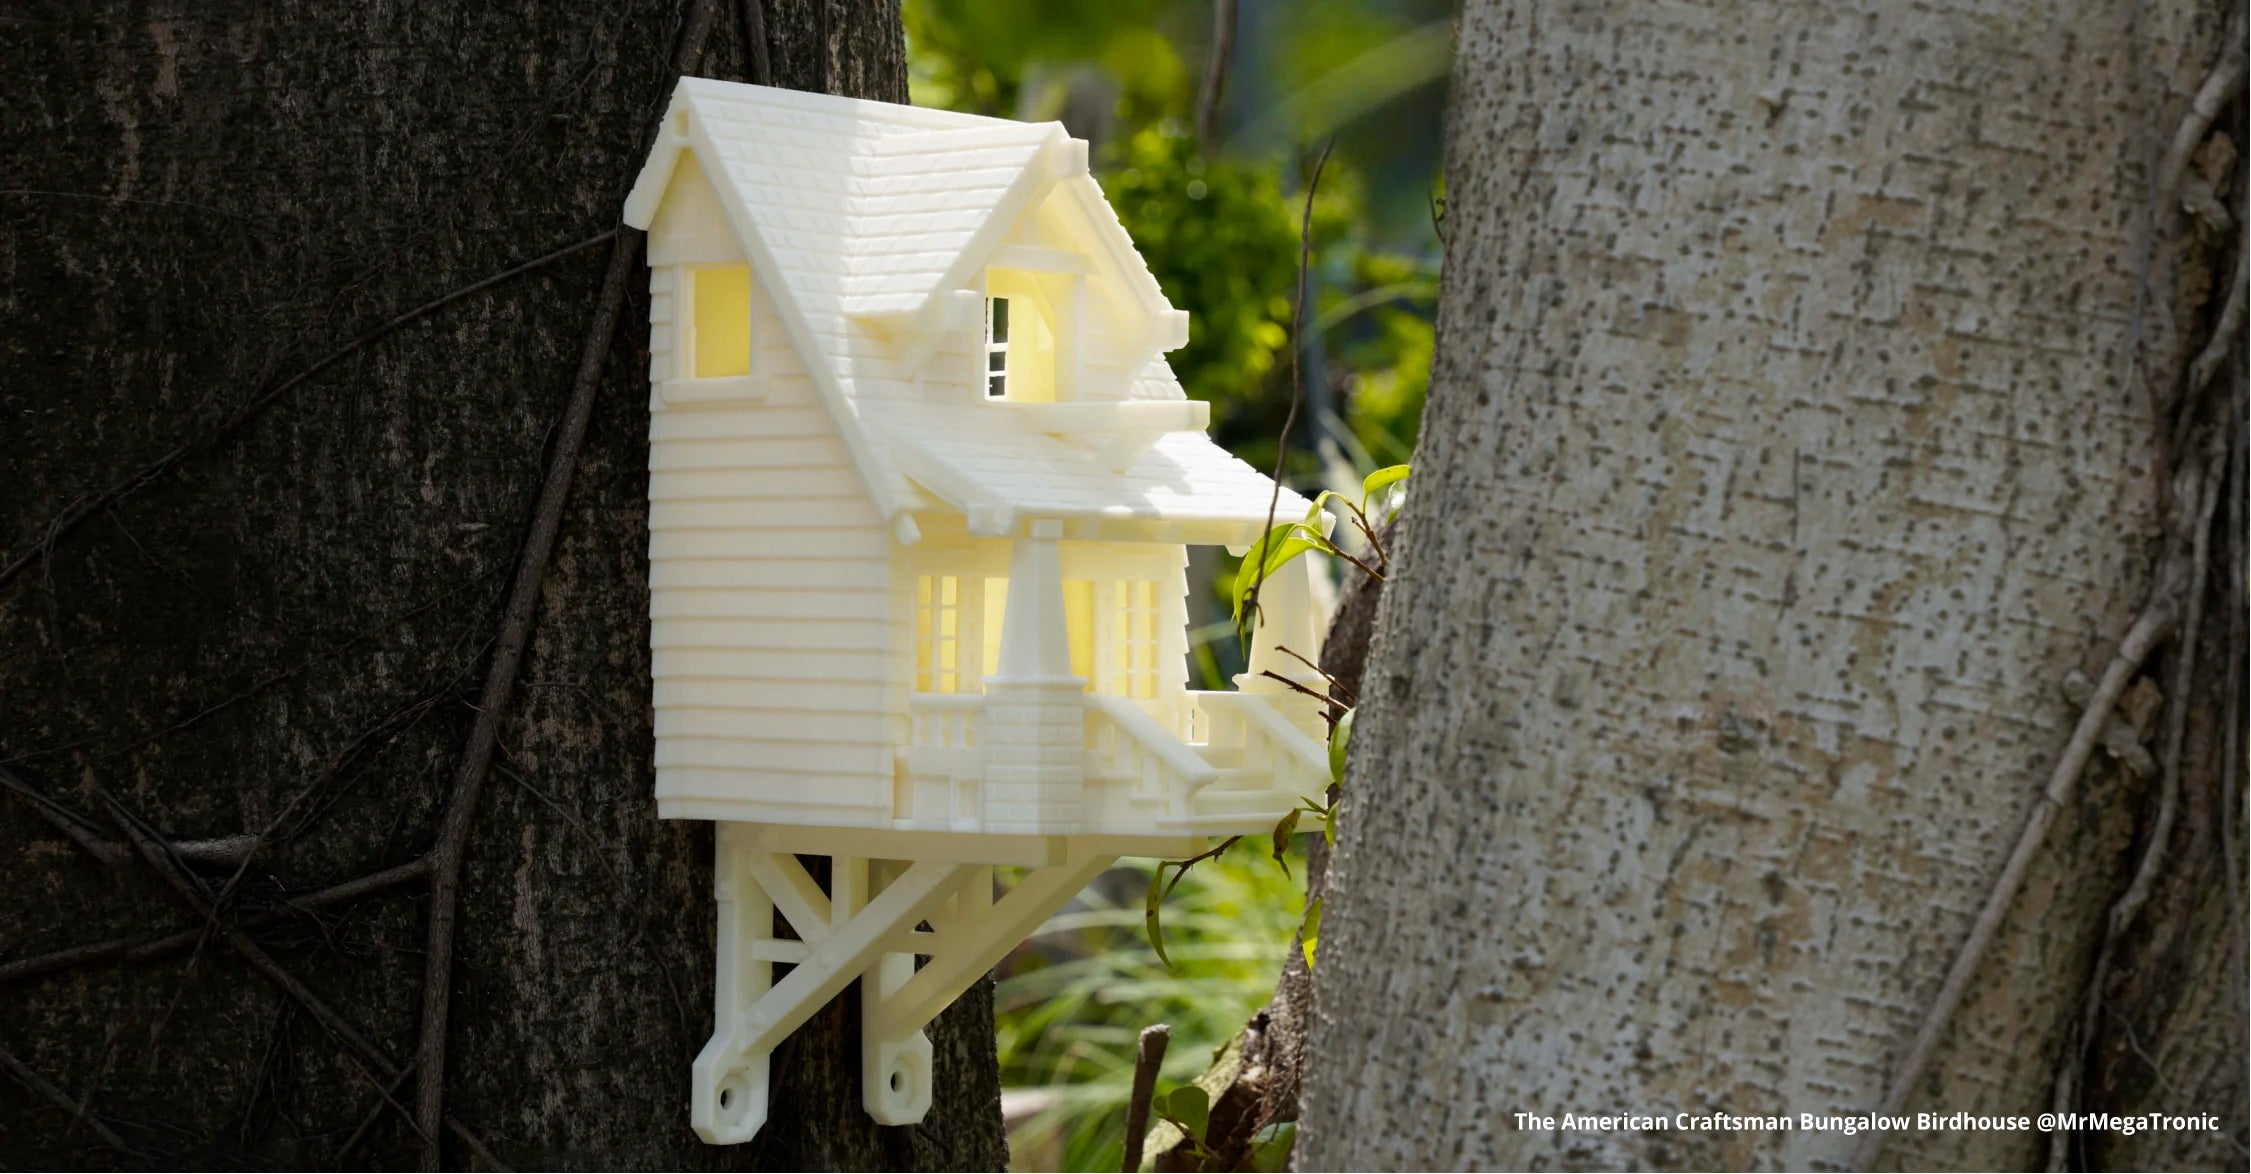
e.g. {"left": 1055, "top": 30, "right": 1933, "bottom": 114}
{"left": 1157, "top": 1084, "right": 1210, "bottom": 1142}
{"left": 1327, "top": 707, "right": 1353, "bottom": 789}
{"left": 1229, "top": 464, "right": 1410, "bottom": 637}
{"left": 904, "top": 0, "right": 1190, "bottom": 123}
{"left": 995, "top": 847, "right": 1304, "bottom": 1172}
{"left": 1103, "top": 126, "right": 1305, "bottom": 420}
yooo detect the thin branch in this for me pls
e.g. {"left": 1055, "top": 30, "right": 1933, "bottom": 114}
{"left": 410, "top": 3, "right": 721, "bottom": 1164}
{"left": 1195, "top": 0, "right": 1237, "bottom": 155}
{"left": 2186, "top": 245, "right": 2246, "bottom": 395}
{"left": 1850, "top": 593, "right": 2178, "bottom": 1171}
{"left": 0, "top": 230, "right": 617, "bottom": 592}
{"left": 1, "top": 765, "right": 258, "bottom": 871}
{"left": 1121, "top": 1023, "right": 1172, "bottom": 1172}
{"left": 94, "top": 790, "right": 505, "bottom": 1170}
{"left": 1275, "top": 645, "right": 1356, "bottom": 704}
{"left": 337, "top": 1063, "right": 419, "bottom": 1166}
{"left": 736, "top": 0, "right": 771, "bottom": 86}
{"left": 1244, "top": 140, "right": 1335, "bottom": 637}
{"left": 2048, "top": 440, "right": 2224, "bottom": 1169}
{"left": 410, "top": 223, "right": 642, "bottom": 1174}
{"left": 1258, "top": 669, "right": 1338, "bottom": 710}
{"left": 2155, "top": 32, "right": 2248, "bottom": 235}
{"left": 0, "top": 1041, "right": 137, "bottom": 1156}
{"left": 0, "top": 859, "right": 427, "bottom": 987}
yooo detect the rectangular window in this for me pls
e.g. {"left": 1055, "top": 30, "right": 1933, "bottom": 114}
{"left": 692, "top": 266, "right": 752, "bottom": 378}
{"left": 1107, "top": 580, "right": 1160, "bottom": 700}
{"left": 984, "top": 296, "right": 1010, "bottom": 398}
{"left": 914, "top": 575, "right": 964, "bottom": 692}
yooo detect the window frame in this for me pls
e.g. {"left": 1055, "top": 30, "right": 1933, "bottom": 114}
{"left": 662, "top": 262, "right": 761, "bottom": 404}
{"left": 983, "top": 295, "right": 1010, "bottom": 399}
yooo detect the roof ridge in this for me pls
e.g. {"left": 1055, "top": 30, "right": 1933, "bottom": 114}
{"left": 675, "top": 76, "right": 1014, "bottom": 133}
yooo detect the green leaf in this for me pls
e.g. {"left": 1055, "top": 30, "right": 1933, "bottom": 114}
{"left": 1271, "top": 810, "right": 1300, "bottom": 877}
{"left": 1328, "top": 707, "right": 1355, "bottom": 788}
{"left": 1250, "top": 1122, "right": 1298, "bottom": 1172}
{"left": 1301, "top": 897, "right": 1324, "bottom": 969}
{"left": 1162, "top": 1086, "right": 1210, "bottom": 1141}
{"left": 1360, "top": 463, "right": 1412, "bottom": 501}
{"left": 1143, "top": 866, "right": 1173, "bottom": 969}
{"left": 1230, "top": 523, "right": 1323, "bottom": 628}
{"left": 1364, "top": 463, "right": 1413, "bottom": 523}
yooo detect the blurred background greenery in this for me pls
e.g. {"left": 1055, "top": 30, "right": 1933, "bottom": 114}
{"left": 902, "top": 0, "right": 1448, "bottom": 1167}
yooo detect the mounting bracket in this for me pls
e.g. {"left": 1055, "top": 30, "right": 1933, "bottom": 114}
{"left": 691, "top": 824, "right": 1126, "bottom": 1144}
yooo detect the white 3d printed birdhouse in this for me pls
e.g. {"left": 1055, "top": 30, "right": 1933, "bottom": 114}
{"left": 623, "top": 78, "right": 1331, "bottom": 1144}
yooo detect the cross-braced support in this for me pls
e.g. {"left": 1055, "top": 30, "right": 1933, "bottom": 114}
{"left": 691, "top": 824, "right": 1120, "bottom": 1144}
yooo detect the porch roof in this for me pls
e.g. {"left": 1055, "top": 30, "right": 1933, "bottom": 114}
{"left": 884, "top": 422, "right": 1322, "bottom": 548}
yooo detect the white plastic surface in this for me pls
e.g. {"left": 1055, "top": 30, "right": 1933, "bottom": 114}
{"left": 632, "top": 78, "right": 1332, "bottom": 1145}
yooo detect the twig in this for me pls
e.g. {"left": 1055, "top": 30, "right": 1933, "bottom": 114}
{"left": 337, "top": 1063, "right": 419, "bottom": 1166}
{"left": 736, "top": 0, "right": 771, "bottom": 86}
{"left": 1245, "top": 139, "right": 1335, "bottom": 634}
{"left": 0, "top": 230, "right": 617, "bottom": 592}
{"left": 0, "top": 859, "right": 427, "bottom": 987}
{"left": 1, "top": 765, "right": 258, "bottom": 870}
{"left": 410, "top": 226, "right": 643, "bottom": 1173}
{"left": 1122, "top": 1023, "right": 1172, "bottom": 1172}
{"left": 2155, "top": 33, "right": 2247, "bottom": 235}
{"left": 1258, "top": 669, "right": 1338, "bottom": 709}
{"left": 2224, "top": 393, "right": 2248, "bottom": 1023}
{"left": 410, "top": 3, "right": 720, "bottom": 1164}
{"left": 2186, "top": 247, "right": 2246, "bottom": 395}
{"left": 1195, "top": 0, "right": 1237, "bottom": 155}
{"left": 2048, "top": 443, "right": 2223, "bottom": 1169}
{"left": 1850, "top": 593, "right": 2178, "bottom": 1171}
{"left": 95, "top": 791, "right": 506, "bottom": 1170}
{"left": 1275, "top": 645, "right": 1355, "bottom": 704}
{"left": 0, "top": 1041, "right": 136, "bottom": 1156}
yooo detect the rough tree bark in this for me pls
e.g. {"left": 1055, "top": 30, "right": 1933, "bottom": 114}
{"left": 1303, "top": 1, "right": 2244, "bottom": 1170}
{"left": 0, "top": 2, "right": 1007, "bottom": 1169}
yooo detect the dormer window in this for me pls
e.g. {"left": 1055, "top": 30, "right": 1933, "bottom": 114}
{"left": 983, "top": 296, "right": 1010, "bottom": 398}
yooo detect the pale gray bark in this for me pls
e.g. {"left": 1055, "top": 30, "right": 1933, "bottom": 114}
{"left": 1301, "top": 1, "right": 2236, "bottom": 1170}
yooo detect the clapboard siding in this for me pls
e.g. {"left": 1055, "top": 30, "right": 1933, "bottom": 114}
{"left": 646, "top": 157, "right": 901, "bottom": 828}
{"left": 649, "top": 586, "right": 890, "bottom": 620}
{"left": 648, "top": 434, "right": 855, "bottom": 471}
{"left": 650, "top": 618, "right": 893, "bottom": 653}
{"left": 656, "top": 738, "right": 889, "bottom": 775}
{"left": 648, "top": 555, "right": 890, "bottom": 591}
{"left": 656, "top": 706, "right": 897, "bottom": 742}
{"left": 653, "top": 678, "right": 891, "bottom": 712}
{"left": 647, "top": 465, "right": 866, "bottom": 501}
{"left": 648, "top": 529, "right": 891, "bottom": 563}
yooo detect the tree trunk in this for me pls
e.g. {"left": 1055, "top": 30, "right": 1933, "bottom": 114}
{"left": 1302, "top": 1, "right": 2243, "bottom": 1170}
{"left": 0, "top": 2, "right": 1006, "bottom": 1169}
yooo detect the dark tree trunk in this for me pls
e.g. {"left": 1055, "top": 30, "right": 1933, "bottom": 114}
{"left": 0, "top": 2, "right": 1007, "bottom": 1169}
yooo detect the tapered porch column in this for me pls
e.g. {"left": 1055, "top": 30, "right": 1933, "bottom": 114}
{"left": 982, "top": 519, "right": 1086, "bottom": 833}
{"left": 1240, "top": 554, "right": 1328, "bottom": 740}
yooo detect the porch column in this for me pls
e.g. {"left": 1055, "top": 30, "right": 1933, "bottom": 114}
{"left": 982, "top": 519, "right": 1086, "bottom": 834}
{"left": 994, "top": 520, "right": 1072, "bottom": 677}
{"left": 1239, "top": 555, "right": 1328, "bottom": 740}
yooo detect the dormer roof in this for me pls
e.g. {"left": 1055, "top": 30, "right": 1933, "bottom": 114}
{"left": 624, "top": 79, "right": 1312, "bottom": 543}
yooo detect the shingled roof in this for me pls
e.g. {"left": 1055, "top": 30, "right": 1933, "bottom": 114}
{"left": 623, "top": 78, "right": 1313, "bottom": 544}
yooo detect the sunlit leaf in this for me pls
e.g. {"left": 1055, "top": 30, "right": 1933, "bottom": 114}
{"left": 1328, "top": 707, "right": 1355, "bottom": 787}
{"left": 1360, "top": 463, "right": 1411, "bottom": 501}
{"left": 1163, "top": 1086, "right": 1210, "bottom": 1141}
{"left": 1271, "top": 810, "right": 1301, "bottom": 877}
{"left": 1301, "top": 897, "right": 1324, "bottom": 969}
{"left": 1143, "top": 866, "right": 1172, "bottom": 969}
{"left": 1250, "top": 1122, "right": 1298, "bottom": 1171}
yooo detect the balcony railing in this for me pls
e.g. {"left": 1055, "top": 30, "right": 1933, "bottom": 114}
{"left": 897, "top": 687, "right": 1324, "bottom": 835}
